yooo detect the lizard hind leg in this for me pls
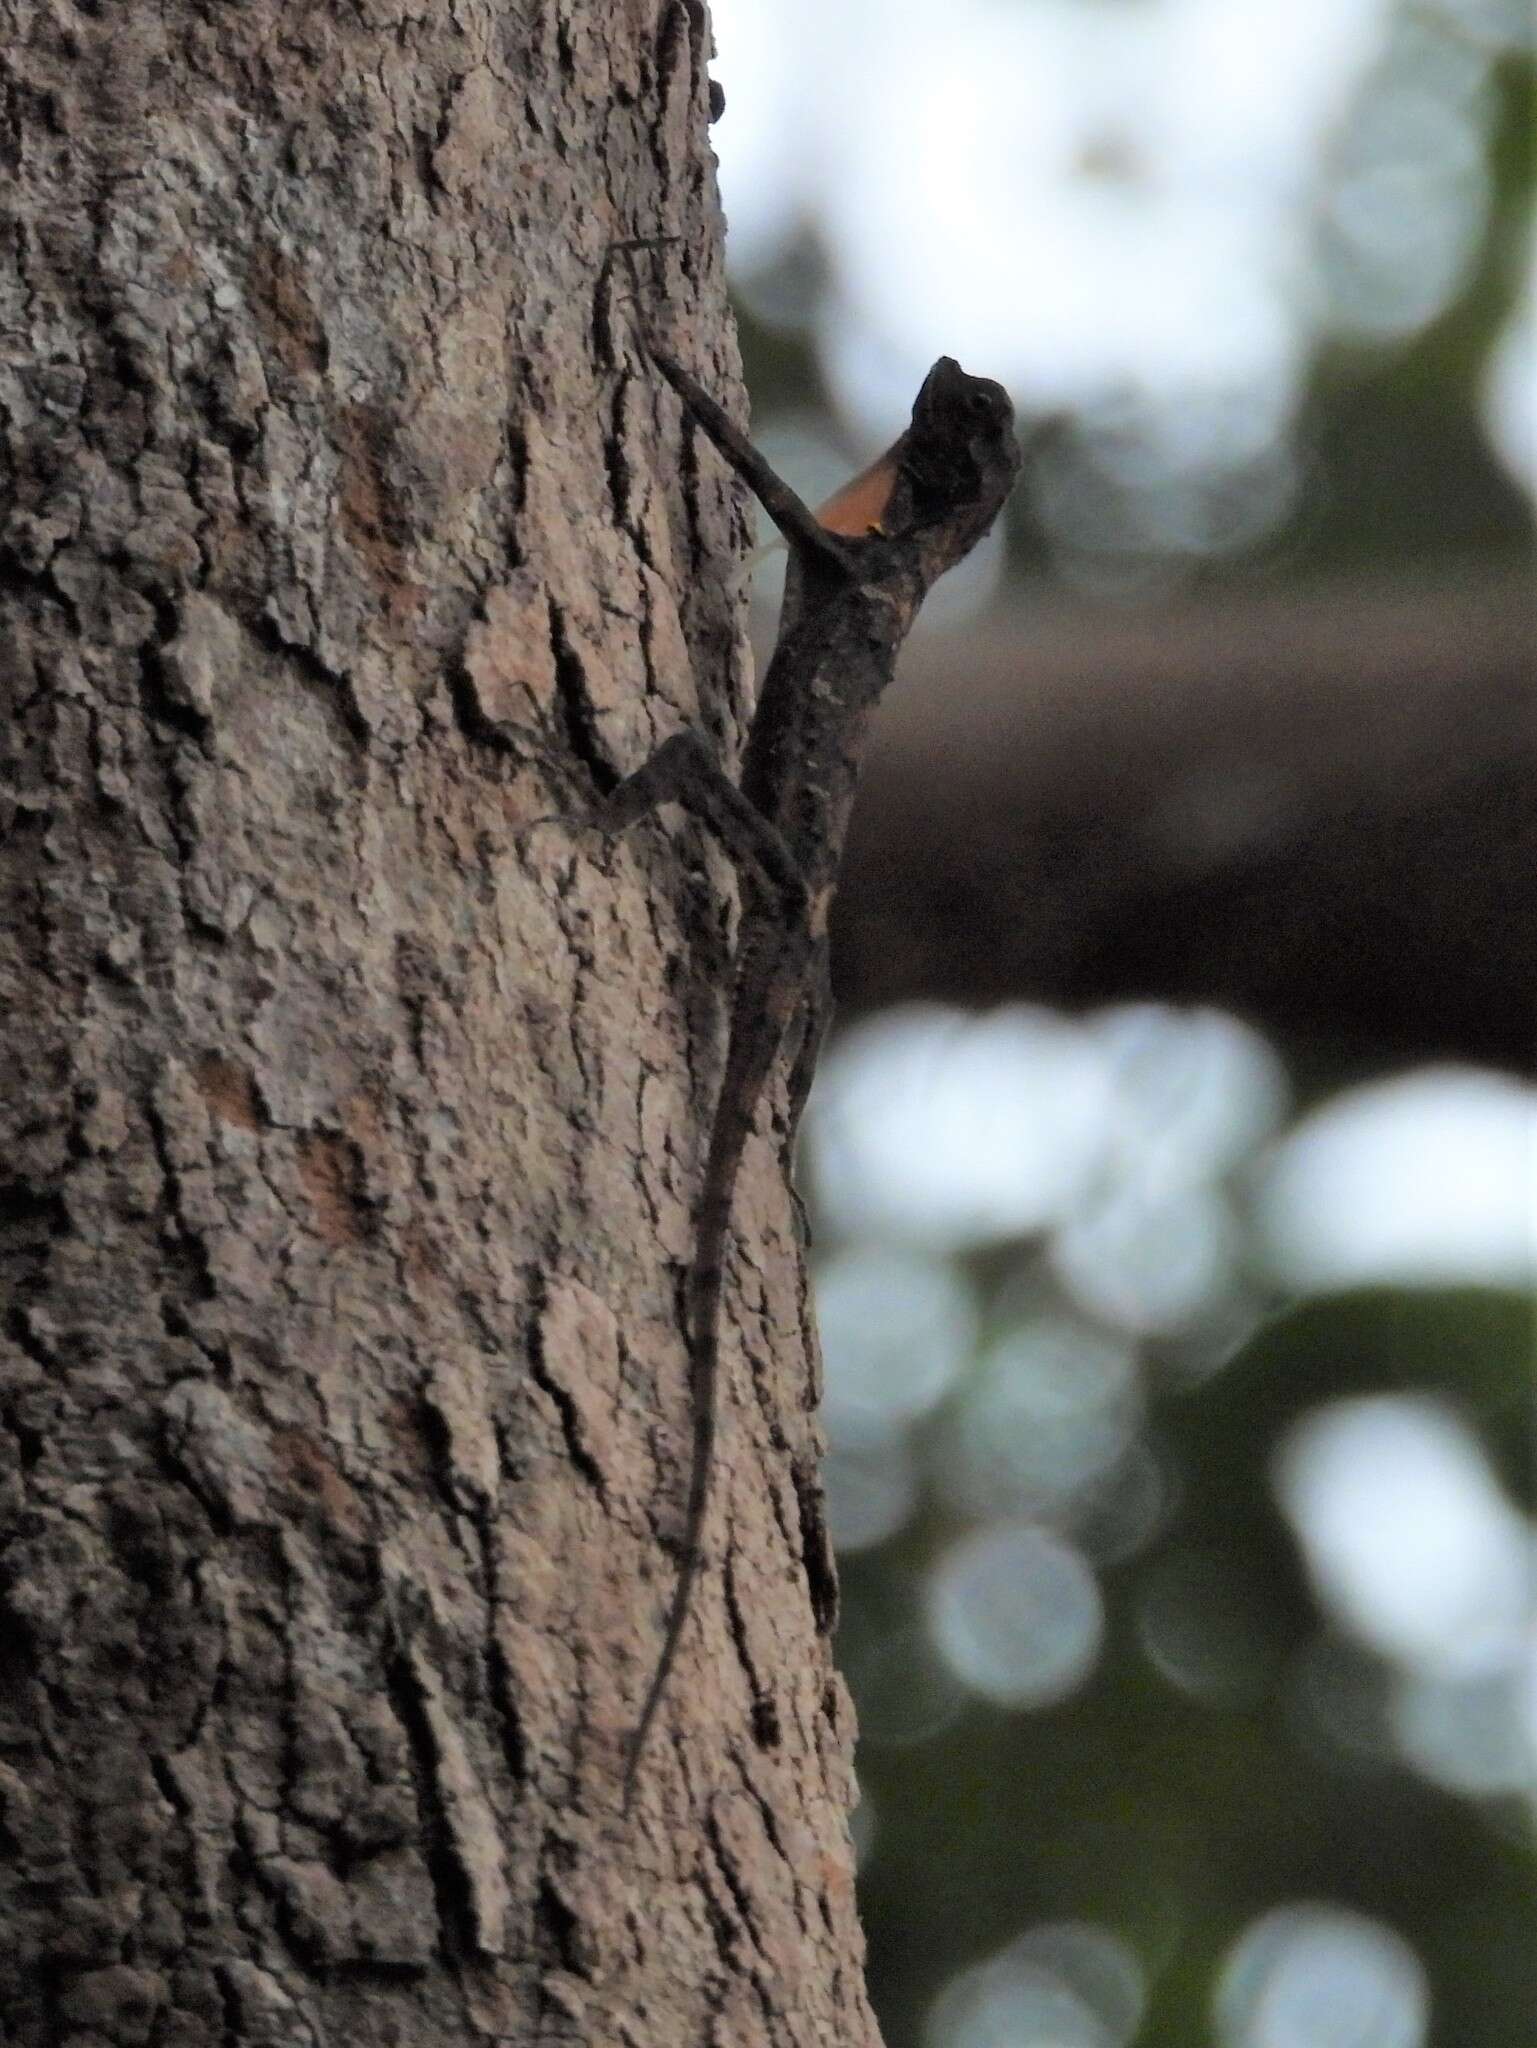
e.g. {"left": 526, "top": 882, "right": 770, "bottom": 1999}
{"left": 585, "top": 728, "right": 809, "bottom": 916}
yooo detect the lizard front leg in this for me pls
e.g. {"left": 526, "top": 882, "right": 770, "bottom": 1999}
{"left": 645, "top": 346, "right": 861, "bottom": 577}
{"left": 604, "top": 244, "right": 856, "bottom": 572}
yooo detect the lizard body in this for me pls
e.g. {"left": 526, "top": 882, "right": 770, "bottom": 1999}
{"left": 574, "top": 333, "right": 1021, "bottom": 1805}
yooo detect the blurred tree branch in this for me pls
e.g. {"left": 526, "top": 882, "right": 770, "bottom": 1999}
{"left": 820, "top": 569, "right": 1535, "bottom": 1075}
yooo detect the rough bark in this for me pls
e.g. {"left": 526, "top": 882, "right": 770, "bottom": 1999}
{"left": 0, "top": 4, "right": 874, "bottom": 2044}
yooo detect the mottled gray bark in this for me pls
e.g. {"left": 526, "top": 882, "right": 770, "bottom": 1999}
{"left": 0, "top": 3, "right": 874, "bottom": 2042}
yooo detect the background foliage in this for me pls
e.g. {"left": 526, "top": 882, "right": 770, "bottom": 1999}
{"left": 709, "top": 3, "right": 1535, "bottom": 2042}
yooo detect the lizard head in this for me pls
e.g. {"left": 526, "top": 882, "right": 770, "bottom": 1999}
{"left": 899, "top": 357, "right": 1022, "bottom": 565}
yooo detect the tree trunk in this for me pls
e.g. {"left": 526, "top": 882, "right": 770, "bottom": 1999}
{"left": 0, "top": 4, "right": 875, "bottom": 2042}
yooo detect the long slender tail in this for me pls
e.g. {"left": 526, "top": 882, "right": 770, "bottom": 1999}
{"left": 621, "top": 1200, "right": 729, "bottom": 1809}
{"left": 622, "top": 999, "right": 786, "bottom": 1810}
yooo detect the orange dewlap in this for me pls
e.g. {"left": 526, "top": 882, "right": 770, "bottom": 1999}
{"left": 812, "top": 442, "right": 905, "bottom": 537}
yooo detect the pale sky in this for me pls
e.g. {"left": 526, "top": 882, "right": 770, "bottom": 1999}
{"left": 707, "top": 0, "right": 1531, "bottom": 546}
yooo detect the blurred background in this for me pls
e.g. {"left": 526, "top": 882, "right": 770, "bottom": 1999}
{"left": 704, "top": 3, "right": 1535, "bottom": 2044}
